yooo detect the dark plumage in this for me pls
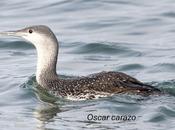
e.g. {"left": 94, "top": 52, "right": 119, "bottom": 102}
{"left": 41, "top": 71, "right": 160, "bottom": 100}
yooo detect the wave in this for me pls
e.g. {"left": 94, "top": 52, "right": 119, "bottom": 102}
{"left": 70, "top": 42, "right": 142, "bottom": 57}
{"left": 0, "top": 40, "right": 34, "bottom": 50}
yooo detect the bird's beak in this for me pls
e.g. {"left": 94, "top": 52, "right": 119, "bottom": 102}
{"left": 0, "top": 30, "right": 25, "bottom": 37}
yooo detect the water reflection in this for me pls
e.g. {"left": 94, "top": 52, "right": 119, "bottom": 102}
{"left": 34, "top": 104, "right": 62, "bottom": 130}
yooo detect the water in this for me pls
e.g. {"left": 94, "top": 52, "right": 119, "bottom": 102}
{"left": 0, "top": 0, "right": 175, "bottom": 129}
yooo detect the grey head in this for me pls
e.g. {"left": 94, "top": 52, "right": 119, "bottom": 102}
{"left": 0, "top": 25, "right": 59, "bottom": 49}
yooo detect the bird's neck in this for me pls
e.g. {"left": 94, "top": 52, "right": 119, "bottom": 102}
{"left": 35, "top": 43, "right": 58, "bottom": 85}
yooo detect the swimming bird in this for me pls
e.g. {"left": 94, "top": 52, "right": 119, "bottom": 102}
{"left": 0, "top": 25, "right": 160, "bottom": 100}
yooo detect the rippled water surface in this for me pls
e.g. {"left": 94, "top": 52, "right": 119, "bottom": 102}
{"left": 0, "top": 0, "right": 175, "bottom": 130}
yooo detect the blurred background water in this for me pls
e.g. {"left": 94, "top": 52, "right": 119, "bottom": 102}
{"left": 0, "top": 0, "right": 175, "bottom": 130}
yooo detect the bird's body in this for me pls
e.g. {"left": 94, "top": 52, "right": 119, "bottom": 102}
{"left": 0, "top": 25, "right": 160, "bottom": 100}
{"left": 40, "top": 71, "right": 160, "bottom": 100}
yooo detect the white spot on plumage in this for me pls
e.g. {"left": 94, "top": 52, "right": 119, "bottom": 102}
{"left": 66, "top": 91, "right": 112, "bottom": 101}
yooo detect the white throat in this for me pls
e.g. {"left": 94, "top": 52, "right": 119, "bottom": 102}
{"left": 36, "top": 43, "right": 57, "bottom": 80}
{"left": 24, "top": 34, "right": 58, "bottom": 85}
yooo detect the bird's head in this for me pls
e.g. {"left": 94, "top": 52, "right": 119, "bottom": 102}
{"left": 0, "top": 25, "right": 58, "bottom": 49}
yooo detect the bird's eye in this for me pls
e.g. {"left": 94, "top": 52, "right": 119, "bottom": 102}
{"left": 29, "top": 29, "right": 33, "bottom": 34}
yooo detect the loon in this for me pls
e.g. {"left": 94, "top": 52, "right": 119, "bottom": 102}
{"left": 0, "top": 25, "right": 160, "bottom": 100}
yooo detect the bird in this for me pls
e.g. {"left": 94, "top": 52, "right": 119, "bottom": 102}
{"left": 0, "top": 25, "right": 161, "bottom": 100}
